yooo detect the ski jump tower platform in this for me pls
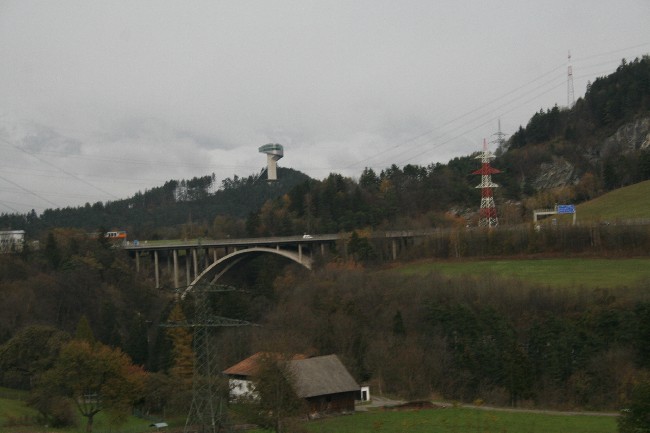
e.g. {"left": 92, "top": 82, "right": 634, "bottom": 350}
{"left": 259, "top": 143, "right": 284, "bottom": 181}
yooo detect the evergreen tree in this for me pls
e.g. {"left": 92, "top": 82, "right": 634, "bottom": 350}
{"left": 165, "top": 304, "right": 194, "bottom": 384}
{"left": 75, "top": 315, "right": 95, "bottom": 346}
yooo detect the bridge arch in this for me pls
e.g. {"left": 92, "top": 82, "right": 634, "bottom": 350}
{"left": 181, "top": 246, "right": 311, "bottom": 298}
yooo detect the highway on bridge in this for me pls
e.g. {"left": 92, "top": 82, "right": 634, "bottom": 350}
{"left": 122, "top": 230, "right": 433, "bottom": 252}
{"left": 122, "top": 233, "right": 342, "bottom": 251}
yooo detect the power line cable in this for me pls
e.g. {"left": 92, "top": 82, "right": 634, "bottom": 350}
{"left": 342, "top": 61, "right": 567, "bottom": 170}
{"left": 0, "top": 201, "right": 21, "bottom": 214}
{"left": 0, "top": 137, "right": 120, "bottom": 200}
{"left": 393, "top": 79, "right": 568, "bottom": 167}
{"left": 341, "top": 43, "right": 650, "bottom": 172}
{"left": 0, "top": 173, "right": 59, "bottom": 208}
{"left": 377, "top": 75, "right": 565, "bottom": 168}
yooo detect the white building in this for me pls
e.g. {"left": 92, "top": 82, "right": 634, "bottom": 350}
{"left": 0, "top": 230, "right": 25, "bottom": 253}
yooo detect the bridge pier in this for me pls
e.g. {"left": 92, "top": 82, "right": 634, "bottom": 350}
{"left": 173, "top": 250, "right": 179, "bottom": 290}
{"left": 154, "top": 250, "right": 160, "bottom": 289}
{"left": 192, "top": 249, "right": 198, "bottom": 280}
{"left": 185, "top": 249, "right": 191, "bottom": 287}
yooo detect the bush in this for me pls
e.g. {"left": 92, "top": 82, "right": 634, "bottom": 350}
{"left": 618, "top": 381, "right": 650, "bottom": 433}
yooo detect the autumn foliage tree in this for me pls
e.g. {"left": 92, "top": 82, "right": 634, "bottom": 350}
{"left": 39, "top": 340, "right": 146, "bottom": 433}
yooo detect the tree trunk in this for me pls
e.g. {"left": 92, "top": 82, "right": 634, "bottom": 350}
{"left": 86, "top": 413, "right": 95, "bottom": 433}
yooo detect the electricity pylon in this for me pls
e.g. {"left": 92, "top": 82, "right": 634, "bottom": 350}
{"left": 162, "top": 283, "right": 252, "bottom": 433}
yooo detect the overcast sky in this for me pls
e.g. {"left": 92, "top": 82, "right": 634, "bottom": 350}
{"left": 1, "top": 1, "right": 649, "bottom": 215}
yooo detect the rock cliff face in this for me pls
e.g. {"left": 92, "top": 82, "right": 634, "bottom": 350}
{"left": 586, "top": 117, "right": 650, "bottom": 162}
{"left": 532, "top": 157, "right": 577, "bottom": 191}
{"left": 602, "top": 117, "right": 650, "bottom": 154}
{"left": 531, "top": 117, "right": 650, "bottom": 191}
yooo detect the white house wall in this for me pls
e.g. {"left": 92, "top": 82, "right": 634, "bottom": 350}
{"left": 228, "top": 378, "right": 259, "bottom": 400}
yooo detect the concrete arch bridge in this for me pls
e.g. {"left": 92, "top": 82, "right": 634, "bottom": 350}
{"left": 124, "top": 231, "right": 432, "bottom": 290}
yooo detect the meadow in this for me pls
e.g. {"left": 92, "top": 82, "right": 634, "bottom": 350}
{"left": 1, "top": 390, "right": 620, "bottom": 433}
{"left": 0, "top": 388, "right": 155, "bottom": 433}
{"left": 397, "top": 257, "right": 650, "bottom": 289}
{"left": 302, "top": 407, "right": 617, "bottom": 433}
{"left": 576, "top": 180, "right": 650, "bottom": 221}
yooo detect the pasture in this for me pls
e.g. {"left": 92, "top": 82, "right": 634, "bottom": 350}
{"left": 397, "top": 257, "right": 650, "bottom": 289}
{"left": 302, "top": 406, "right": 617, "bottom": 433}
{"left": 576, "top": 180, "right": 650, "bottom": 221}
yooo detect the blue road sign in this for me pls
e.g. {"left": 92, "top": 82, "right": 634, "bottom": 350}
{"left": 557, "top": 204, "right": 575, "bottom": 214}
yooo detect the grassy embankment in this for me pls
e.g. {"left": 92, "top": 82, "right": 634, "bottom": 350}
{"left": 576, "top": 180, "right": 650, "bottom": 222}
{"left": 397, "top": 257, "right": 650, "bottom": 290}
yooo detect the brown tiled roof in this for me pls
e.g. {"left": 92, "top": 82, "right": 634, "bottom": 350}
{"left": 222, "top": 352, "right": 307, "bottom": 377}
{"left": 288, "top": 354, "right": 359, "bottom": 398}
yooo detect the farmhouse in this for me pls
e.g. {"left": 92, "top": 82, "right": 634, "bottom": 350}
{"left": 222, "top": 352, "right": 308, "bottom": 400}
{"left": 223, "top": 353, "right": 360, "bottom": 417}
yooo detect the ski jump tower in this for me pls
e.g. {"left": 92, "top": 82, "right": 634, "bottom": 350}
{"left": 472, "top": 139, "right": 500, "bottom": 227}
{"left": 258, "top": 143, "right": 284, "bottom": 181}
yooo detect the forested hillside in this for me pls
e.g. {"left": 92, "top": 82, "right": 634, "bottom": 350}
{"left": 0, "top": 167, "right": 310, "bottom": 240}
{"left": 246, "top": 262, "right": 650, "bottom": 410}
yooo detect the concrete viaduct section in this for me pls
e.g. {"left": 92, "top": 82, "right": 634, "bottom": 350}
{"left": 126, "top": 236, "right": 329, "bottom": 289}
{"left": 125, "top": 231, "right": 430, "bottom": 289}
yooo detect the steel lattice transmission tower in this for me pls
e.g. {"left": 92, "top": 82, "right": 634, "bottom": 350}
{"left": 567, "top": 50, "right": 575, "bottom": 108}
{"left": 491, "top": 119, "right": 508, "bottom": 152}
{"left": 472, "top": 139, "right": 500, "bottom": 227}
{"left": 162, "top": 284, "right": 253, "bottom": 433}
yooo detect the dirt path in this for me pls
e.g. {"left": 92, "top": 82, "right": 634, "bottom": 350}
{"left": 355, "top": 395, "right": 405, "bottom": 411}
{"left": 445, "top": 401, "right": 619, "bottom": 417}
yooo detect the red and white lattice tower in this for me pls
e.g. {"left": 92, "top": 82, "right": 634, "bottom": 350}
{"left": 472, "top": 139, "right": 500, "bottom": 227}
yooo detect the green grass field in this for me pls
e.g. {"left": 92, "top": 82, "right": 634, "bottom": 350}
{"left": 397, "top": 257, "right": 650, "bottom": 289}
{"left": 1, "top": 394, "right": 618, "bottom": 433}
{"left": 576, "top": 180, "right": 650, "bottom": 221}
{"left": 302, "top": 407, "right": 617, "bottom": 433}
{"left": 0, "top": 394, "right": 155, "bottom": 433}
{"left": 0, "top": 396, "right": 35, "bottom": 432}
